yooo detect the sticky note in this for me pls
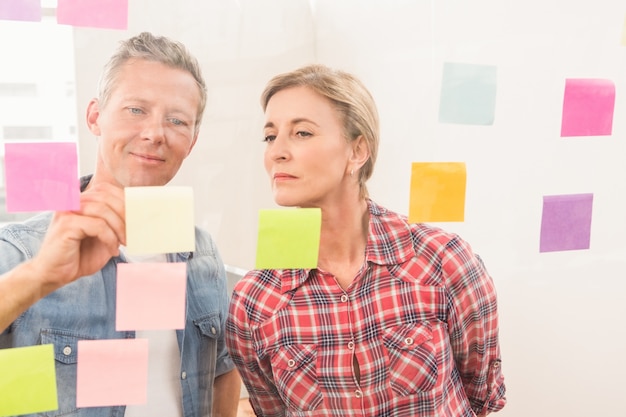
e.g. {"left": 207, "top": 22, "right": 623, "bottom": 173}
{"left": 438, "top": 62, "right": 497, "bottom": 125}
{"left": 76, "top": 339, "right": 148, "bottom": 407}
{"left": 4, "top": 141, "right": 80, "bottom": 212}
{"left": 408, "top": 162, "right": 466, "bottom": 223}
{"left": 0, "top": 0, "right": 41, "bottom": 22}
{"left": 560, "top": 78, "right": 615, "bottom": 137}
{"left": 255, "top": 208, "right": 321, "bottom": 269}
{"left": 0, "top": 344, "right": 58, "bottom": 416}
{"left": 116, "top": 262, "right": 187, "bottom": 331}
{"left": 540, "top": 193, "right": 593, "bottom": 252}
{"left": 125, "top": 186, "right": 195, "bottom": 255}
{"left": 57, "top": 0, "right": 128, "bottom": 30}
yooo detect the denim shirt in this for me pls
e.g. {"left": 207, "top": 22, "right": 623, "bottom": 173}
{"left": 0, "top": 179, "right": 234, "bottom": 417}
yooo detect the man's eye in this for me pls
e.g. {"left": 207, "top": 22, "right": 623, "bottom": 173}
{"left": 128, "top": 107, "right": 143, "bottom": 114}
{"left": 170, "top": 118, "right": 185, "bottom": 126}
{"left": 263, "top": 135, "right": 276, "bottom": 142}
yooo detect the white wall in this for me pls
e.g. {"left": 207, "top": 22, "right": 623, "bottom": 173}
{"left": 73, "top": 1, "right": 626, "bottom": 416}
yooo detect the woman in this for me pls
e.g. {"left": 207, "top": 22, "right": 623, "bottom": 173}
{"left": 226, "top": 64, "right": 506, "bottom": 417}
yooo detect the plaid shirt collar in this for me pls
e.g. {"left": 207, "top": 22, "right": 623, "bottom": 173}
{"left": 278, "top": 199, "right": 417, "bottom": 294}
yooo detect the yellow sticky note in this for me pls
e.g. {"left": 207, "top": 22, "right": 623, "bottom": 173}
{"left": 125, "top": 186, "right": 195, "bottom": 255}
{"left": 0, "top": 344, "right": 58, "bottom": 416}
{"left": 408, "top": 162, "right": 466, "bottom": 223}
{"left": 255, "top": 208, "right": 321, "bottom": 269}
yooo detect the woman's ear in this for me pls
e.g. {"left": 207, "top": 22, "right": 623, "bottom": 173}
{"left": 351, "top": 135, "right": 370, "bottom": 169}
{"left": 86, "top": 98, "right": 102, "bottom": 136}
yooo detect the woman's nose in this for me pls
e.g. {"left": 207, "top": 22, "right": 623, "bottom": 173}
{"left": 267, "top": 134, "right": 289, "bottom": 161}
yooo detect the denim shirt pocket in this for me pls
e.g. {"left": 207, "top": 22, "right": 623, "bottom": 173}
{"left": 40, "top": 329, "right": 96, "bottom": 416}
{"left": 269, "top": 344, "right": 323, "bottom": 412}
{"left": 382, "top": 321, "right": 439, "bottom": 395}
{"left": 194, "top": 314, "right": 221, "bottom": 340}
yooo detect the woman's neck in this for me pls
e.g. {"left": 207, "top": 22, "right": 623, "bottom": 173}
{"left": 317, "top": 198, "right": 369, "bottom": 289}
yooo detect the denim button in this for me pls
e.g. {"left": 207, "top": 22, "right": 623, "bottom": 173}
{"left": 62, "top": 346, "right": 72, "bottom": 356}
{"left": 181, "top": 371, "right": 187, "bottom": 380}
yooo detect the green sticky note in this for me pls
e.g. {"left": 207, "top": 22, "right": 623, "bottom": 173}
{"left": 125, "top": 186, "right": 195, "bottom": 255}
{"left": 0, "top": 344, "right": 58, "bottom": 416}
{"left": 255, "top": 208, "right": 321, "bottom": 269}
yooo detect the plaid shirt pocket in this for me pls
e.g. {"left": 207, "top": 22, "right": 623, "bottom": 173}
{"left": 270, "top": 343, "right": 323, "bottom": 411}
{"left": 383, "top": 321, "right": 439, "bottom": 395}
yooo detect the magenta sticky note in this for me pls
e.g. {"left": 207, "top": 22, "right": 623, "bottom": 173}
{"left": 116, "top": 263, "right": 187, "bottom": 331}
{"left": 76, "top": 339, "right": 148, "bottom": 407}
{"left": 561, "top": 79, "right": 615, "bottom": 137}
{"left": 4, "top": 142, "right": 80, "bottom": 212}
{"left": 57, "top": 0, "right": 128, "bottom": 30}
{"left": 539, "top": 193, "right": 593, "bottom": 253}
{"left": 0, "top": 0, "right": 41, "bottom": 22}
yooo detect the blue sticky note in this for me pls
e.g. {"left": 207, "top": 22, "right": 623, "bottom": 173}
{"left": 439, "top": 62, "right": 497, "bottom": 125}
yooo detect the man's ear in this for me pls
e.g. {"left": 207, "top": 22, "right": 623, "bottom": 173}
{"left": 351, "top": 135, "right": 370, "bottom": 169}
{"left": 86, "top": 98, "right": 101, "bottom": 136}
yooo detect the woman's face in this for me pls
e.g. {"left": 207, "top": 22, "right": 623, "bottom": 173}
{"left": 263, "top": 86, "right": 355, "bottom": 208}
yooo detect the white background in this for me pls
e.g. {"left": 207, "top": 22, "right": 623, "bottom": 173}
{"left": 69, "top": 1, "right": 626, "bottom": 416}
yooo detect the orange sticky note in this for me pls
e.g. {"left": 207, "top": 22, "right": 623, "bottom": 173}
{"left": 76, "top": 339, "right": 148, "bottom": 407}
{"left": 116, "top": 262, "right": 187, "bottom": 331}
{"left": 408, "top": 162, "right": 466, "bottom": 223}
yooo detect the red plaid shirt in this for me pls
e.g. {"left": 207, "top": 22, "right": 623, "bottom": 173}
{"left": 227, "top": 200, "right": 506, "bottom": 416}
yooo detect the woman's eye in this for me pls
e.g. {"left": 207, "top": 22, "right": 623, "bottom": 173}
{"left": 296, "top": 131, "right": 312, "bottom": 138}
{"left": 263, "top": 135, "right": 276, "bottom": 142}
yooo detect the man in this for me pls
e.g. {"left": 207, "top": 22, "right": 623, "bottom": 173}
{"left": 0, "top": 32, "right": 240, "bottom": 416}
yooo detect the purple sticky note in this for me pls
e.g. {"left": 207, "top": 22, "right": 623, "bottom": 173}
{"left": 57, "top": 0, "right": 128, "bottom": 30}
{"left": 561, "top": 79, "right": 615, "bottom": 137}
{"left": 539, "top": 193, "right": 593, "bottom": 253}
{"left": 4, "top": 142, "right": 80, "bottom": 212}
{"left": 0, "top": 0, "right": 41, "bottom": 22}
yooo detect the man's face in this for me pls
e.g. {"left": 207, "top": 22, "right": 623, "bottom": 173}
{"left": 87, "top": 58, "right": 201, "bottom": 187}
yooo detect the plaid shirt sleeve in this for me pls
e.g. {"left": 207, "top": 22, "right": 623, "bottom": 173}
{"left": 226, "top": 275, "right": 287, "bottom": 417}
{"left": 441, "top": 235, "right": 506, "bottom": 415}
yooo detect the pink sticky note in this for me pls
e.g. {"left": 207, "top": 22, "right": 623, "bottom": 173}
{"left": 116, "top": 263, "right": 187, "bottom": 331}
{"left": 561, "top": 78, "right": 615, "bottom": 137}
{"left": 0, "top": 0, "right": 41, "bottom": 22}
{"left": 76, "top": 339, "right": 149, "bottom": 407}
{"left": 57, "top": 0, "right": 128, "bottom": 30}
{"left": 4, "top": 142, "right": 80, "bottom": 212}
